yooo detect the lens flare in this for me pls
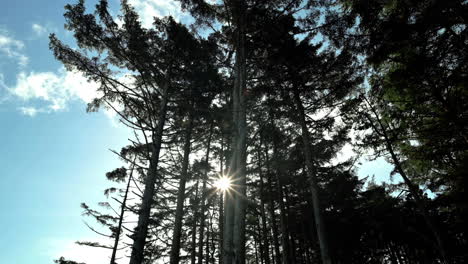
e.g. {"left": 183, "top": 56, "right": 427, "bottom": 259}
{"left": 214, "top": 176, "right": 231, "bottom": 192}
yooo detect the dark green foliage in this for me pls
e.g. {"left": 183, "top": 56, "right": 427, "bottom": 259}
{"left": 54, "top": 257, "right": 86, "bottom": 264}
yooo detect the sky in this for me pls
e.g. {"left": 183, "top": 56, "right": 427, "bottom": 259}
{"left": 0, "top": 1, "right": 394, "bottom": 264}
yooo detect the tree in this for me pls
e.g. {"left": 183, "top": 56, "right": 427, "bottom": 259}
{"left": 54, "top": 257, "right": 86, "bottom": 264}
{"left": 68, "top": 153, "right": 138, "bottom": 263}
{"left": 253, "top": 15, "right": 361, "bottom": 263}
{"left": 50, "top": 1, "right": 217, "bottom": 263}
{"left": 333, "top": 0, "right": 468, "bottom": 261}
{"left": 344, "top": 0, "right": 468, "bottom": 198}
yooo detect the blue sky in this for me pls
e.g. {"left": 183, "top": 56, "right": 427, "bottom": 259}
{"left": 0, "top": 1, "right": 394, "bottom": 263}
{"left": 0, "top": 1, "right": 132, "bottom": 261}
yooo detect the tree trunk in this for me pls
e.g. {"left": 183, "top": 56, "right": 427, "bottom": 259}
{"left": 293, "top": 90, "right": 332, "bottom": 264}
{"left": 254, "top": 230, "right": 260, "bottom": 264}
{"left": 219, "top": 137, "right": 225, "bottom": 264}
{"left": 363, "top": 96, "right": 447, "bottom": 263}
{"left": 263, "top": 144, "right": 281, "bottom": 264}
{"left": 224, "top": 1, "right": 247, "bottom": 263}
{"left": 170, "top": 112, "right": 195, "bottom": 264}
{"left": 283, "top": 188, "right": 296, "bottom": 264}
{"left": 191, "top": 180, "right": 200, "bottom": 264}
{"left": 219, "top": 192, "right": 224, "bottom": 264}
{"left": 206, "top": 211, "right": 211, "bottom": 264}
{"left": 129, "top": 82, "right": 169, "bottom": 264}
{"left": 255, "top": 214, "right": 264, "bottom": 264}
{"left": 271, "top": 141, "right": 292, "bottom": 264}
{"left": 256, "top": 147, "right": 271, "bottom": 264}
{"left": 210, "top": 212, "right": 216, "bottom": 263}
{"left": 223, "top": 180, "right": 235, "bottom": 263}
{"left": 232, "top": 29, "right": 248, "bottom": 264}
{"left": 198, "top": 122, "right": 214, "bottom": 264}
{"left": 110, "top": 160, "right": 135, "bottom": 264}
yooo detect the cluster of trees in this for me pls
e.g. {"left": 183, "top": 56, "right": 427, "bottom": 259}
{"left": 51, "top": 0, "right": 467, "bottom": 263}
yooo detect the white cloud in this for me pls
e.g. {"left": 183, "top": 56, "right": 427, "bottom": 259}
{"left": 0, "top": 28, "right": 28, "bottom": 67}
{"left": 7, "top": 68, "right": 125, "bottom": 126}
{"left": 32, "top": 23, "right": 48, "bottom": 36}
{"left": 127, "top": 0, "right": 190, "bottom": 28}
{"left": 10, "top": 69, "right": 101, "bottom": 112}
{"left": 19, "top": 106, "right": 39, "bottom": 116}
{"left": 0, "top": 34, "right": 23, "bottom": 49}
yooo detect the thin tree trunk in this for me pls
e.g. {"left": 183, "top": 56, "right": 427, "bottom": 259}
{"left": 223, "top": 179, "right": 235, "bottom": 263}
{"left": 256, "top": 214, "right": 264, "bottom": 264}
{"left": 293, "top": 90, "right": 332, "bottom": 264}
{"left": 297, "top": 223, "right": 307, "bottom": 264}
{"left": 219, "top": 137, "right": 225, "bottom": 264}
{"left": 210, "top": 212, "right": 216, "bottom": 264}
{"left": 254, "top": 231, "right": 260, "bottom": 264}
{"left": 191, "top": 180, "right": 200, "bottom": 264}
{"left": 271, "top": 141, "right": 291, "bottom": 264}
{"left": 198, "top": 122, "right": 214, "bottom": 264}
{"left": 110, "top": 159, "right": 135, "bottom": 264}
{"left": 264, "top": 144, "right": 281, "bottom": 264}
{"left": 256, "top": 146, "right": 271, "bottom": 264}
{"left": 170, "top": 111, "right": 195, "bottom": 264}
{"left": 363, "top": 96, "right": 447, "bottom": 263}
{"left": 219, "top": 192, "right": 224, "bottom": 264}
{"left": 223, "top": 82, "right": 236, "bottom": 263}
{"left": 283, "top": 188, "right": 296, "bottom": 264}
{"left": 129, "top": 82, "right": 169, "bottom": 264}
{"left": 206, "top": 213, "right": 210, "bottom": 264}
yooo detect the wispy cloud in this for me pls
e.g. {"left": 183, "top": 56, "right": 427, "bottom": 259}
{"left": 19, "top": 106, "right": 39, "bottom": 116}
{"left": 0, "top": 27, "right": 28, "bottom": 67}
{"left": 31, "top": 23, "right": 48, "bottom": 36}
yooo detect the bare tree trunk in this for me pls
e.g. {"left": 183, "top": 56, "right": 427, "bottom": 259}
{"left": 232, "top": 27, "right": 247, "bottom": 264}
{"left": 256, "top": 146, "right": 271, "bottom": 264}
{"left": 223, "top": 179, "right": 235, "bottom": 263}
{"left": 110, "top": 160, "right": 135, "bottom": 264}
{"left": 170, "top": 112, "right": 194, "bottom": 264}
{"left": 219, "top": 192, "right": 224, "bottom": 264}
{"left": 224, "top": 1, "right": 247, "bottom": 263}
{"left": 254, "top": 231, "right": 260, "bottom": 264}
{"left": 255, "top": 214, "right": 264, "bottom": 264}
{"left": 210, "top": 212, "right": 216, "bottom": 264}
{"left": 293, "top": 90, "right": 332, "bottom": 264}
{"left": 206, "top": 211, "right": 210, "bottom": 264}
{"left": 198, "top": 122, "right": 214, "bottom": 264}
{"left": 283, "top": 188, "right": 296, "bottom": 264}
{"left": 271, "top": 141, "right": 291, "bottom": 264}
{"left": 264, "top": 144, "right": 281, "bottom": 264}
{"left": 129, "top": 83, "right": 169, "bottom": 264}
{"left": 219, "top": 137, "right": 225, "bottom": 264}
{"left": 191, "top": 180, "right": 200, "bottom": 264}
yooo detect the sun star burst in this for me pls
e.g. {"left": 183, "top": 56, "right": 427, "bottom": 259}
{"left": 214, "top": 176, "right": 231, "bottom": 192}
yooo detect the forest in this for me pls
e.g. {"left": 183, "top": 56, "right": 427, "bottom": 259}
{"left": 49, "top": 0, "right": 467, "bottom": 263}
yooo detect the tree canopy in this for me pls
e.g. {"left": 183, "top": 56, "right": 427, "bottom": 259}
{"left": 50, "top": 0, "right": 467, "bottom": 263}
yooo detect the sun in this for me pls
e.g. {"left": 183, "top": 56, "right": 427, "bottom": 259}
{"left": 214, "top": 176, "right": 231, "bottom": 192}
